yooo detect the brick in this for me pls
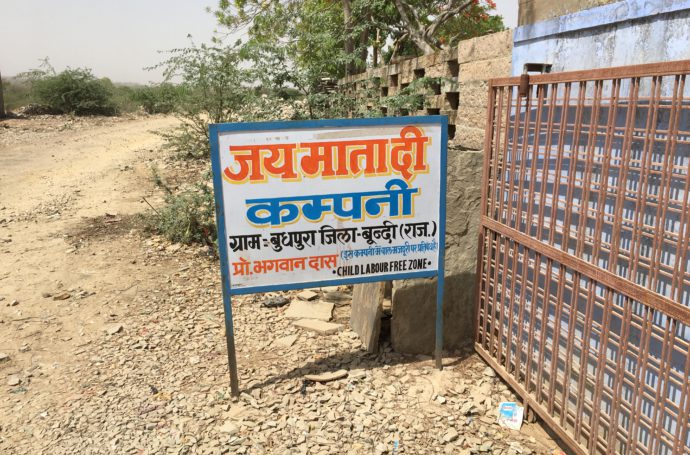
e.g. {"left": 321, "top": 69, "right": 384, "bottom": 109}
{"left": 458, "top": 81, "right": 489, "bottom": 107}
{"left": 398, "top": 60, "right": 415, "bottom": 85}
{"left": 457, "top": 105, "right": 490, "bottom": 129}
{"left": 425, "top": 63, "right": 450, "bottom": 78}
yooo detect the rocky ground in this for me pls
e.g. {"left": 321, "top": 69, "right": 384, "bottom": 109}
{"left": 0, "top": 114, "right": 566, "bottom": 454}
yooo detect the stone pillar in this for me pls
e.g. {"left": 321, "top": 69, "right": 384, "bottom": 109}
{"left": 454, "top": 30, "right": 512, "bottom": 150}
{"left": 390, "top": 148, "right": 483, "bottom": 354}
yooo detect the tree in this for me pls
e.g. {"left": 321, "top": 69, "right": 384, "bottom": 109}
{"left": 208, "top": 0, "right": 503, "bottom": 120}
{"left": 392, "top": 0, "right": 499, "bottom": 54}
{"left": 214, "top": 0, "right": 503, "bottom": 72}
{"left": 215, "top": 0, "right": 361, "bottom": 76}
{"left": 151, "top": 42, "right": 256, "bottom": 157}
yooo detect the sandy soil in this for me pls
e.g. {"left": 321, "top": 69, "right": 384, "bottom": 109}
{"left": 0, "top": 114, "right": 179, "bottom": 444}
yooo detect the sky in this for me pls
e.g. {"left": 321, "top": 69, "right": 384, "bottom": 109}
{"left": 494, "top": 0, "right": 519, "bottom": 28}
{"left": 1, "top": 0, "right": 519, "bottom": 84}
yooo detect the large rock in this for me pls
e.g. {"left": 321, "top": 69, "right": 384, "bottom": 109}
{"left": 390, "top": 272, "right": 477, "bottom": 354}
{"left": 292, "top": 319, "right": 343, "bottom": 335}
{"left": 350, "top": 282, "right": 385, "bottom": 354}
{"left": 444, "top": 150, "right": 484, "bottom": 274}
{"left": 284, "top": 300, "right": 334, "bottom": 321}
{"left": 391, "top": 148, "right": 484, "bottom": 354}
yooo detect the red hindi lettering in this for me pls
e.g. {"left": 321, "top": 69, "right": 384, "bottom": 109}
{"left": 224, "top": 145, "right": 264, "bottom": 183}
{"left": 263, "top": 144, "right": 299, "bottom": 179}
{"left": 390, "top": 126, "right": 429, "bottom": 180}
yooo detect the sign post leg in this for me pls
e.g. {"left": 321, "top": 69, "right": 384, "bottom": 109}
{"left": 435, "top": 273, "right": 444, "bottom": 370}
{"left": 225, "top": 328, "right": 240, "bottom": 397}
{"left": 222, "top": 294, "right": 240, "bottom": 397}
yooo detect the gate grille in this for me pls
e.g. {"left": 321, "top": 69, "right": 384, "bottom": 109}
{"left": 475, "top": 61, "right": 690, "bottom": 454}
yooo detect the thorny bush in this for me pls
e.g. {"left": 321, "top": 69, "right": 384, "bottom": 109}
{"left": 146, "top": 182, "right": 217, "bottom": 246}
{"left": 22, "top": 63, "right": 118, "bottom": 116}
{"left": 150, "top": 42, "right": 255, "bottom": 159}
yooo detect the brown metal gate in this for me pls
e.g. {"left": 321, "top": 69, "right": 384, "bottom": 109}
{"left": 475, "top": 60, "right": 690, "bottom": 454}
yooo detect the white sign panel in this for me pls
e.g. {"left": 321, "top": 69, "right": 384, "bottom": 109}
{"left": 210, "top": 117, "right": 447, "bottom": 295}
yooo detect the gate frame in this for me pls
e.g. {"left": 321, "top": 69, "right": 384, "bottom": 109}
{"left": 474, "top": 60, "right": 690, "bottom": 455}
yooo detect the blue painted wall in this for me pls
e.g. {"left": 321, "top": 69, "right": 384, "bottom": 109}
{"left": 512, "top": 0, "right": 690, "bottom": 75}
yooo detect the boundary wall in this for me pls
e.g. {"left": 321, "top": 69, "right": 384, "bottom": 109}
{"left": 340, "top": 30, "right": 512, "bottom": 353}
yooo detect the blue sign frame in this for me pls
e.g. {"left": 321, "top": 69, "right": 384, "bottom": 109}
{"left": 209, "top": 116, "right": 449, "bottom": 390}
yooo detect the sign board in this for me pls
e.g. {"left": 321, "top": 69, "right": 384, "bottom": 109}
{"left": 210, "top": 117, "right": 447, "bottom": 294}
{"left": 209, "top": 116, "right": 448, "bottom": 394}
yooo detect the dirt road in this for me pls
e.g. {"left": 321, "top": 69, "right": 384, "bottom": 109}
{"left": 1, "top": 114, "right": 178, "bottom": 360}
{"left": 0, "top": 114, "right": 181, "bottom": 451}
{"left": 0, "top": 115, "right": 561, "bottom": 454}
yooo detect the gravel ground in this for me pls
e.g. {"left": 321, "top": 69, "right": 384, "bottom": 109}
{"left": 4, "top": 237, "right": 563, "bottom": 454}
{"left": 0, "top": 115, "right": 564, "bottom": 454}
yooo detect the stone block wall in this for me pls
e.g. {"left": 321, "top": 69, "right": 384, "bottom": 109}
{"left": 455, "top": 30, "right": 511, "bottom": 150}
{"left": 340, "top": 29, "right": 511, "bottom": 152}
{"left": 339, "top": 30, "right": 512, "bottom": 354}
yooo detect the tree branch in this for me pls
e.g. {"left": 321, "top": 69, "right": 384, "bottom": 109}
{"left": 389, "top": 32, "right": 410, "bottom": 63}
{"left": 393, "top": 0, "right": 436, "bottom": 54}
{"left": 425, "top": 0, "right": 474, "bottom": 42}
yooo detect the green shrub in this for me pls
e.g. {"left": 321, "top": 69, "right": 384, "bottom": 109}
{"left": 159, "top": 123, "right": 211, "bottom": 160}
{"left": 150, "top": 43, "right": 255, "bottom": 158}
{"left": 26, "top": 66, "right": 118, "bottom": 116}
{"left": 148, "top": 183, "right": 217, "bottom": 245}
{"left": 110, "top": 85, "right": 141, "bottom": 113}
{"left": 132, "top": 83, "right": 181, "bottom": 114}
{"left": 382, "top": 77, "right": 444, "bottom": 116}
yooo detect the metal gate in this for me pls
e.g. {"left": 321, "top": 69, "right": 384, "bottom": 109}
{"left": 475, "top": 60, "right": 690, "bottom": 454}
